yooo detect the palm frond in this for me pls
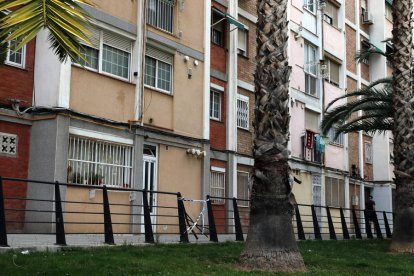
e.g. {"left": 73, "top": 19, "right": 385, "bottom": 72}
{"left": 0, "top": 0, "right": 95, "bottom": 63}
{"left": 356, "top": 45, "right": 390, "bottom": 63}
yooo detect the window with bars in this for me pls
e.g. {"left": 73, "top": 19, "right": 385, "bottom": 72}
{"left": 329, "top": 127, "right": 344, "bottom": 146}
{"left": 210, "top": 90, "right": 221, "bottom": 120}
{"left": 237, "top": 171, "right": 249, "bottom": 207}
{"left": 146, "top": 0, "right": 174, "bottom": 33}
{"left": 304, "top": 42, "right": 318, "bottom": 97}
{"left": 5, "top": 39, "right": 25, "bottom": 68}
{"left": 77, "top": 28, "right": 131, "bottom": 80}
{"left": 312, "top": 174, "right": 322, "bottom": 222}
{"left": 210, "top": 168, "right": 225, "bottom": 204}
{"left": 237, "top": 94, "right": 249, "bottom": 129}
{"left": 67, "top": 136, "right": 134, "bottom": 188}
{"left": 144, "top": 45, "right": 173, "bottom": 93}
{"left": 325, "top": 176, "right": 345, "bottom": 207}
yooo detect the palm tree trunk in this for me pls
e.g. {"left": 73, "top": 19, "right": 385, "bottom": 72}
{"left": 239, "top": 0, "right": 305, "bottom": 271}
{"left": 389, "top": 0, "right": 414, "bottom": 253}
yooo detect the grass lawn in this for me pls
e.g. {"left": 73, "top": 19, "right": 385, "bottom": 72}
{"left": 0, "top": 239, "right": 413, "bottom": 275}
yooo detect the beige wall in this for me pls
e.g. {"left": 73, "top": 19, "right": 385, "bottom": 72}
{"left": 143, "top": 55, "right": 204, "bottom": 138}
{"left": 94, "top": 0, "right": 137, "bottom": 24}
{"left": 70, "top": 67, "right": 135, "bottom": 122}
{"left": 64, "top": 187, "right": 130, "bottom": 234}
{"left": 155, "top": 145, "right": 203, "bottom": 233}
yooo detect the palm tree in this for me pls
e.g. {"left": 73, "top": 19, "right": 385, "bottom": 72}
{"left": 0, "top": 11, "right": 7, "bottom": 64}
{"left": 321, "top": 77, "right": 393, "bottom": 137}
{"left": 389, "top": 0, "right": 414, "bottom": 253}
{"left": 0, "top": 0, "right": 94, "bottom": 63}
{"left": 239, "top": 0, "right": 305, "bottom": 271}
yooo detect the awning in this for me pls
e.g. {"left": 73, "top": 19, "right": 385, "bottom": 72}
{"left": 212, "top": 8, "right": 246, "bottom": 31}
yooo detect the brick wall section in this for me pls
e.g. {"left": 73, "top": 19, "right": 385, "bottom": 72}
{"left": 0, "top": 121, "right": 30, "bottom": 231}
{"left": 210, "top": 78, "right": 227, "bottom": 150}
{"left": 237, "top": 17, "right": 256, "bottom": 84}
{"left": 238, "top": 0, "right": 257, "bottom": 16}
{"left": 346, "top": 26, "right": 357, "bottom": 74}
{"left": 345, "top": 0, "right": 356, "bottom": 23}
{"left": 363, "top": 135, "right": 373, "bottom": 181}
{"left": 237, "top": 88, "right": 254, "bottom": 156}
{"left": 348, "top": 132, "right": 360, "bottom": 174}
{"left": 0, "top": 40, "right": 35, "bottom": 107}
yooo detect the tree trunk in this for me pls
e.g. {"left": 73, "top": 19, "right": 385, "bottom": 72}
{"left": 389, "top": 0, "right": 414, "bottom": 253}
{"left": 239, "top": 0, "right": 305, "bottom": 271}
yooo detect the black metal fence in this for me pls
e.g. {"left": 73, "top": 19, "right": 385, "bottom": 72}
{"left": 0, "top": 176, "right": 393, "bottom": 247}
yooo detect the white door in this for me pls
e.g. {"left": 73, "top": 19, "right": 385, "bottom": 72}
{"left": 142, "top": 144, "right": 158, "bottom": 232}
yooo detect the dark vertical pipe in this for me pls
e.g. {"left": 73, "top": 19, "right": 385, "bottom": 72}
{"left": 177, "top": 193, "right": 189, "bottom": 243}
{"left": 103, "top": 185, "right": 115, "bottom": 244}
{"left": 295, "top": 205, "right": 306, "bottom": 240}
{"left": 143, "top": 190, "right": 154, "bottom": 243}
{"left": 311, "top": 205, "right": 322, "bottom": 240}
{"left": 206, "top": 195, "right": 218, "bottom": 242}
{"left": 373, "top": 211, "right": 383, "bottom": 239}
{"left": 232, "top": 198, "right": 244, "bottom": 241}
{"left": 383, "top": 211, "right": 392, "bottom": 238}
{"left": 54, "top": 181, "right": 66, "bottom": 246}
{"left": 352, "top": 208, "right": 362, "bottom": 239}
{"left": 340, "top": 208, "right": 350, "bottom": 240}
{"left": 0, "top": 177, "right": 8, "bottom": 247}
{"left": 326, "top": 206, "right": 337, "bottom": 240}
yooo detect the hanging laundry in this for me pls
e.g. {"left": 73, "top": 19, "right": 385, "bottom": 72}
{"left": 306, "top": 130, "right": 315, "bottom": 149}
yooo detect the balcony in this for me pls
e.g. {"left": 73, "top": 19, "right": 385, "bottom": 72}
{"left": 302, "top": 135, "right": 323, "bottom": 164}
{"left": 147, "top": 0, "right": 174, "bottom": 33}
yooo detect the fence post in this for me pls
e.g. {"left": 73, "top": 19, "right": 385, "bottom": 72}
{"left": 364, "top": 209, "right": 373, "bottom": 239}
{"left": 177, "top": 193, "right": 189, "bottom": 243}
{"left": 0, "top": 177, "right": 8, "bottom": 247}
{"left": 54, "top": 181, "right": 66, "bottom": 246}
{"left": 340, "top": 208, "right": 350, "bottom": 240}
{"left": 352, "top": 208, "right": 362, "bottom": 239}
{"left": 206, "top": 195, "right": 218, "bottom": 242}
{"left": 326, "top": 207, "right": 337, "bottom": 240}
{"left": 383, "top": 211, "right": 392, "bottom": 238}
{"left": 103, "top": 185, "right": 115, "bottom": 245}
{"left": 295, "top": 205, "right": 306, "bottom": 240}
{"left": 232, "top": 198, "right": 244, "bottom": 242}
{"left": 143, "top": 190, "right": 154, "bottom": 243}
{"left": 373, "top": 212, "right": 383, "bottom": 239}
{"left": 311, "top": 205, "right": 322, "bottom": 240}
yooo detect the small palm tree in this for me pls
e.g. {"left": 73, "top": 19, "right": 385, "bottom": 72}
{"left": 0, "top": 0, "right": 94, "bottom": 63}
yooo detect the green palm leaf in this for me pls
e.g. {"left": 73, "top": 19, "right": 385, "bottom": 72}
{"left": 0, "top": 0, "right": 94, "bottom": 63}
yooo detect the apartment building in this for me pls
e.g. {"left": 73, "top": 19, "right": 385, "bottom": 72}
{"left": 288, "top": 0, "right": 394, "bottom": 233}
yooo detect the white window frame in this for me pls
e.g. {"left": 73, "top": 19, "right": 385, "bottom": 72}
{"left": 5, "top": 41, "right": 26, "bottom": 68}
{"left": 67, "top": 134, "right": 134, "bottom": 188}
{"left": 210, "top": 167, "right": 226, "bottom": 204}
{"left": 237, "top": 94, "right": 249, "bottom": 130}
{"left": 144, "top": 46, "right": 174, "bottom": 94}
{"left": 303, "top": 0, "right": 315, "bottom": 13}
{"left": 329, "top": 127, "right": 344, "bottom": 146}
{"left": 210, "top": 90, "right": 222, "bottom": 121}
{"left": 76, "top": 29, "right": 132, "bottom": 81}
{"left": 237, "top": 28, "right": 248, "bottom": 56}
{"left": 304, "top": 42, "right": 318, "bottom": 97}
{"left": 237, "top": 171, "right": 250, "bottom": 207}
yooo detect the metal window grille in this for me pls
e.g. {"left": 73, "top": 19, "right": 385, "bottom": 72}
{"left": 147, "top": 0, "right": 174, "bottom": 33}
{"left": 312, "top": 174, "right": 322, "bottom": 223}
{"left": 210, "top": 90, "right": 221, "bottom": 120}
{"left": 237, "top": 95, "right": 249, "bottom": 129}
{"left": 211, "top": 171, "right": 225, "bottom": 203}
{"left": 68, "top": 136, "right": 134, "bottom": 188}
{"left": 0, "top": 132, "right": 17, "bottom": 156}
{"left": 237, "top": 172, "right": 249, "bottom": 207}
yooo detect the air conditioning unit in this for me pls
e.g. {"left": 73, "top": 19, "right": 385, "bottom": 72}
{"left": 362, "top": 11, "right": 373, "bottom": 25}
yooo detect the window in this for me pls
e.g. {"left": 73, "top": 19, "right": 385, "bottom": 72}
{"left": 329, "top": 127, "right": 344, "bottom": 146}
{"left": 212, "top": 11, "right": 225, "bottom": 46}
{"left": 304, "top": 42, "right": 318, "bottom": 97}
{"left": 237, "top": 94, "right": 249, "bottom": 129}
{"left": 325, "top": 177, "right": 345, "bottom": 207}
{"left": 360, "top": 40, "right": 371, "bottom": 65}
{"left": 312, "top": 174, "right": 322, "bottom": 222}
{"left": 324, "top": 2, "right": 339, "bottom": 27}
{"left": 237, "top": 171, "right": 249, "bottom": 207}
{"left": 304, "top": 0, "right": 315, "bottom": 13}
{"left": 147, "top": 0, "right": 174, "bottom": 33}
{"left": 237, "top": 29, "right": 247, "bottom": 56}
{"left": 78, "top": 29, "right": 132, "bottom": 80}
{"left": 305, "top": 109, "right": 320, "bottom": 133}
{"left": 67, "top": 136, "right": 134, "bottom": 188}
{"left": 365, "top": 142, "right": 373, "bottom": 164}
{"left": 211, "top": 168, "right": 225, "bottom": 203}
{"left": 325, "top": 59, "right": 340, "bottom": 86}
{"left": 5, "top": 39, "right": 25, "bottom": 68}
{"left": 0, "top": 132, "right": 17, "bottom": 156}
{"left": 143, "top": 144, "right": 157, "bottom": 212}
{"left": 144, "top": 45, "right": 173, "bottom": 93}
{"left": 210, "top": 90, "right": 221, "bottom": 120}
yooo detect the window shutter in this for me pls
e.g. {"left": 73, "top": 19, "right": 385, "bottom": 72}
{"left": 329, "top": 60, "right": 340, "bottom": 84}
{"left": 103, "top": 31, "right": 132, "bottom": 52}
{"left": 146, "top": 45, "right": 173, "bottom": 64}
{"left": 305, "top": 109, "right": 320, "bottom": 132}
{"left": 82, "top": 28, "right": 100, "bottom": 49}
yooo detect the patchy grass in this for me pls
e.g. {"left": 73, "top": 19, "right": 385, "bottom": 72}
{"left": 0, "top": 240, "right": 413, "bottom": 275}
